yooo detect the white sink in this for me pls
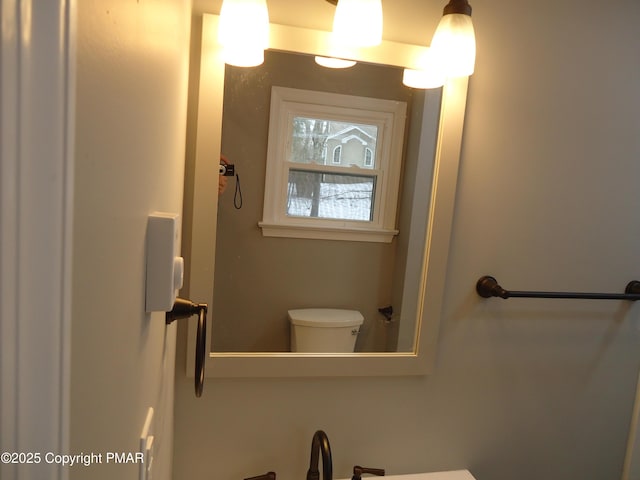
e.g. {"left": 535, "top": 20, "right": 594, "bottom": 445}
{"left": 339, "top": 470, "right": 476, "bottom": 480}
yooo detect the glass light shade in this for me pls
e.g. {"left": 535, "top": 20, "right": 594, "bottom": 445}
{"left": 430, "top": 13, "right": 476, "bottom": 77}
{"left": 402, "top": 48, "right": 445, "bottom": 89}
{"left": 402, "top": 68, "right": 445, "bottom": 89}
{"left": 222, "top": 45, "right": 265, "bottom": 68}
{"left": 314, "top": 56, "right": 357, "bottom": 68}
{"left": 218, "top": 0, "right": 270, "bottom": 67}
{"left": 332, "top": 0, "right": 383, "bottom": 47}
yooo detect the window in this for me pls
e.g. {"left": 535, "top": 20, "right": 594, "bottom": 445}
{"left": 332, "top": 145, "right": 342, "bottom": 164}
{"left": 259, "top": 87, "right": 407, "bottom": 243}
{"left": 364, "top": 148, "right": 373, "bottom": 167}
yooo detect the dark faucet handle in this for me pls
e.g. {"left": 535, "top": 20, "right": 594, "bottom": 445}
{"left": 352, "top": 465, "right": 385, "bottom": 479}
{"left": 244, "top": 472, "right": 276, "bottom": 480}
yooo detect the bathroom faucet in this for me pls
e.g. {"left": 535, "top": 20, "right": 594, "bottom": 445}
{"left": 352, "top": 465, "right": 385, "bottom": 480}
{"left": 244, "top": 472, "right": 276, "bottom": 480}
{"left": 306, "top": 430, "right": 333, "bottom": 480}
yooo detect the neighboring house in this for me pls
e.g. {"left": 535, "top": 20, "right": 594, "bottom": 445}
{"left": 324, "top": 125, "right": 377, "bottom": 168}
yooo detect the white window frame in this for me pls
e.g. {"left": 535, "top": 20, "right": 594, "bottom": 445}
{"left": 259, "top": 86, "right": 407, "bottom": 243}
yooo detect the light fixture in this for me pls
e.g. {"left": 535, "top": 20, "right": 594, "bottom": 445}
{"left": 314, "top": 56, "right": 357, "bottom": 68}
{"left": 430, "top": 0, "right": 476, "bottom": 77}
{"left": 331, "top": 0, "right": 383, "bottom": 48}
{"left": 217, "top": 0, "right": 270, "bottom": 67}
{"left": 403, "top": 68, "right": 445, "bottom": 89}
{"left": 402, "top": 48, "right": 446, "bottom": 89}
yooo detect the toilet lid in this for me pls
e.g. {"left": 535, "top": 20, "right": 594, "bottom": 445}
{"left": 288, "top": 308, "right": 364, "bottom": 327}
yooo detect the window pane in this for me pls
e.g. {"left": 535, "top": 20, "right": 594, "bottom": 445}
{"left": 290, "top": 117, "right": 378, "bottom": 169}
{"left": 287, "top": 169, "right": 376, "bottom": 221}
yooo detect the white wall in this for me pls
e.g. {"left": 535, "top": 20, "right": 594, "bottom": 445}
{"left": 71, "top": 1, "right": 191, "bottom": 480}
{"left": 173, "top": 0, "right": 640, "bottom": 479}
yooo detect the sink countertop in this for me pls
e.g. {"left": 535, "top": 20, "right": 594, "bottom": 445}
{"left": 337, "top": 469, "right": 476, "bottom": 480}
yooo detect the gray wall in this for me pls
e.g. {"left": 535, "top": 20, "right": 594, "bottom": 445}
{"left": 174, "top": 0, "right": 640, "bottom": 479}
{"left": 212, "top": 50, "right": 417, "bottom": 352}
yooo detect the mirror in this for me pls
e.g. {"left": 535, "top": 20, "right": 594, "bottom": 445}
{"left": 215, "top": 50, "right": 433, "bottom": 354}
{"left": 184, "top": 14, "right": 469, "bottom": 377}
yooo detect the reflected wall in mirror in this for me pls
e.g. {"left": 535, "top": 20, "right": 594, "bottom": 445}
{"left": 184, "top": 14, "right": 469, "bottom": 377}
{"left": 213, "top": 49, "right": 439, "bottom": 353}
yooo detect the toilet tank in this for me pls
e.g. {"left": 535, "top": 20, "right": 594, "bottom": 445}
{"left": 288, "top": 308, "right": 364, "bottom": 352}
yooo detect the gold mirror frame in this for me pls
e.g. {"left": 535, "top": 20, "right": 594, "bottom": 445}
{"left": 184, "top": 14, "right": 469, "bottom": 377}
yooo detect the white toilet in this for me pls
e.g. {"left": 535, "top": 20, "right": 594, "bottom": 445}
{"left": 288, "top": 308, "right": 364, "bottom": 352}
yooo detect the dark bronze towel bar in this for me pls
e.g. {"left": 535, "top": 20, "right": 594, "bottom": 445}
{"left": 476, "top": 276, "right": 640, "bottom": 301}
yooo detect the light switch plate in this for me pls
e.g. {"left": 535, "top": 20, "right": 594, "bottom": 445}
{"left": 145, "top": 213, "right": 184, "bottom": 312}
